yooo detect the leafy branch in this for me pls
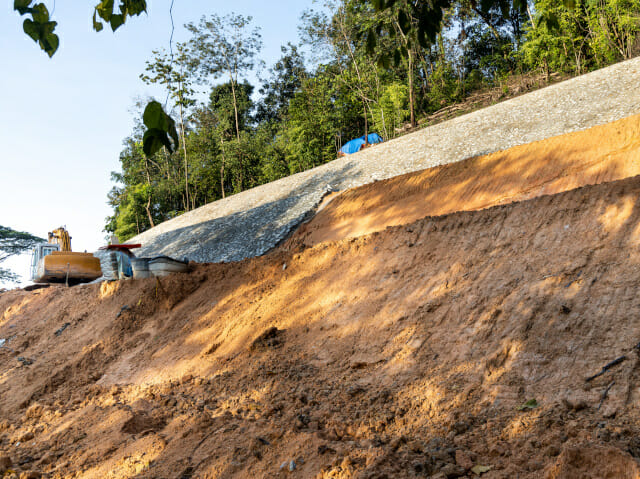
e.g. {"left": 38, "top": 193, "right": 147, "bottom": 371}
{"left": 13, "top": 0, "right": 148, "bottom": 57}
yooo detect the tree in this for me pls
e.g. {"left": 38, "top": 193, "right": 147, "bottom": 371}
{"left": 0, "top": 226, "right": 44, "bottom": 283}
{"left": 256, "top": 44, "right": 307, "bottom": 124}
{"left": 206, "top": 81, "right": 256, "bottom": 194}
{"left": 186, "top": 14, "right": 263, "bottom": 190}
{"left": 141, "top": 43, "right": 196, "bottom": 211}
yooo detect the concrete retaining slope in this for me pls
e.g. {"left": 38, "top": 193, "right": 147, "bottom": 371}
{"left": 130, "top": 57, "right": 640, "bottom": 263}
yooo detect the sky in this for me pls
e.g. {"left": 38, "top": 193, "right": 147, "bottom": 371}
{"left": 0, "top": 0, "right": 319, "bottom": 287}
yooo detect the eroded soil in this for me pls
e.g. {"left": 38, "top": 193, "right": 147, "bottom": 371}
{"left": 1, "top": 118, "right": 640, "bottom": 478}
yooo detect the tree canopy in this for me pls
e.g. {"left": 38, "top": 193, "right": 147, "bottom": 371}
{"left": 12, "top": 0, "right": 640, "bottom": 246}
{"left": 0, "top": 226, "right": 44, "bottom": 283}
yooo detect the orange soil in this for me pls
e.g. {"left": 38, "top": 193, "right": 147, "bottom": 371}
{"left": 1, "top": 119, "right": 640, "bottom": 478}
{"left": 291, "top": 113, "right": 640, "bottom": 248}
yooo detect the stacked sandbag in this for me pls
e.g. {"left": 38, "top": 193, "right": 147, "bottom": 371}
{"left": 93, "top": 250, "right": 119, "bottom": 281}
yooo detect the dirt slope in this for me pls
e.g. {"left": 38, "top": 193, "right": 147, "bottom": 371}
{"left": 291, "top": 113, "right": 640, "bottom": 248}
{"left": 2, "top": 123, "right": 640, "bottom": 477}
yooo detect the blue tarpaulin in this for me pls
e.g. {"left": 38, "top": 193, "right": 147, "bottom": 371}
{"left": 339, "top": 133, "right": 383, "bottom": 155}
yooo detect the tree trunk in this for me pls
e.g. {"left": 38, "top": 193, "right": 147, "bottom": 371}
{"left": 229, "top": 79, "right": 244, "bottom": 190}
{"left": 363, "top": 98, "right": 369, "bottom": 145}
{"left": 220, "top": 136, "right": 227, "bottom": 199}
{"left": 230, "top": 80, "right": 241, "bottom": 141}
{"left": 144, "top": 161, "right": 155, "bottom": 228}
{"left": 145, "top": 196, "right": 155, "bottom": 229}
{"left": 408, "top": 48, "right": 416, "bottom": 128}
{"left": 179, "top": 99, "right": 190, "bottom": 212}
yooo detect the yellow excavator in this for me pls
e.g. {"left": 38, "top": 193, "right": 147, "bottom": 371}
{"left": 30, "top": 227, "right": 102, "bottom": 284}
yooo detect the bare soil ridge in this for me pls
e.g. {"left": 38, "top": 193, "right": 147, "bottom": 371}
{"left": 130, "top": 57, "right": 640, "bottom": 264}
{"left": 291, "top": 113, "right": 640, "bottom": 248}
{"left": 1, "top": 120, "right": 640, "bottom": 476}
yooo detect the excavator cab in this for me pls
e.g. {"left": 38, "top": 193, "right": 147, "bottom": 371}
{"left": 30, "top": 243, "right": 61, "bottom": 281}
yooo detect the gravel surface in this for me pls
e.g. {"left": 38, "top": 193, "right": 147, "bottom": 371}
{"left": 129, "top": 57, "right": 640, "bottom": 263}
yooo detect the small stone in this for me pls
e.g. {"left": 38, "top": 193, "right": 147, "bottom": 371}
{"left": 440, "top": 462, "right": 466, "bottom": 478}
{"left": 545, "top": 445, "right": 561, "bottom": 457}
{"left": 562, "top": 394, "right": 589, "bottom": 411}
{"left": 0, "top": 455, "right": 13, "bottom": 473}
{"left": 19, "top": 432, "right": 34, "bottom": 443}
{"left": 280, "top": 461, "right": 289, "bottom": 470}
{"left": 452, "top": 421, "right": 469, "bottom": 435}
{"left": 17, "top": 357, "right": 33, "bottom": 366}
{"left": 289, "top": 460, "right": 296, "bottom": 471}
{"left": 455, "top": 450, "right": 473, "bottom": 470}
{"left": 20, "top": 472, "right": 42, "bottom": 479}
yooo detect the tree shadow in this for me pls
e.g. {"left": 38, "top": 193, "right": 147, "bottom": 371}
{"left": 134, "top": 161, "right": 358, "bottom": 263}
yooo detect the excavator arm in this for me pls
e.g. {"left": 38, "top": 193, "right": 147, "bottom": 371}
{"left": 48, "top": 227, "right": 72, "bottom": 252}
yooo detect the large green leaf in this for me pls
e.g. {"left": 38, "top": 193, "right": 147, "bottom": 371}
{"left": 22, "top": 18, "right": 40, "bottom": 42}
{"left": 110, "top": 14, "right": 125, "bottom": 31}
{"left": 93, "top": 10, "right": 104, "bottom": 32}
{"left": 30, "top": 3, "right": 49, "bottom": 23}
{"left": 142, "top": 101, "right": 178, "bottom": 156}
{"left": 143, "top": 129, "right": 169, "bottom": 157}
{"left": 143, "top": 101, "right": 168, "bottom": 130}
{"left": 13, "top": 0, "right": 33, "bottom": 15}
{"left": 96, "top": 0, "right": 115, "bottom": 21}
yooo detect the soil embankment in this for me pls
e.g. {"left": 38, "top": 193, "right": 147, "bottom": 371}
{"left": 290, "top": 113, "right": 640, "bottom": 248}
{"left": 1, "top": 119, "right": 640, "bottom": 477}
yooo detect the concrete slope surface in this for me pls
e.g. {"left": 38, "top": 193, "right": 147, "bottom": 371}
{"left": 2, "top": 169, "right": 640, "bottom": 477}
{"left": 131, "top": 58, "right": 640, "bottom": 263}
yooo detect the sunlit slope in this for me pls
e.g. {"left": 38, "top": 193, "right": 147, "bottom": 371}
{"left": 2, "top": 173, "right": 640, "bottom": 476}
{"left": 290, "top": 113, "right": 640, "bottom": 248}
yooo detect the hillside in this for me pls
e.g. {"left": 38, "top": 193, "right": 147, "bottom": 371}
{"left": 1, "top": 109, "right": 640, "bottom": 477}
{"left": 130, "top": 57, "right": 640, "bottom": 264}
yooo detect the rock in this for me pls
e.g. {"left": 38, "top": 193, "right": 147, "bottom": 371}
{"left": 18, "top": 432, "right": 34, "bottom": 443}
{"left": 455, "top": 450, "right": 473, "bottom": 470}
{"left": 452, "top": 421, "right": 470, "bottom": 435}
{"left": 546, "top": 445, "right": 561, "bottom": 457}
{"left": 440, "top": 462, "right": 466, "bottom": 478}
{"left": 289, "top": 460, "right": 296, "bottom": 471}
{"left": 562, "top": 394, "right": 589, "bottom": 411}
{"left": 38, "top": 452, "right": 56, "bottom": 465}
{"left": 0, "top": 455, "right": 12, "bottom": 473}
{"left": 20, "top": 472, "right": 42, "bottom": 479}
{"left": 16, "top": 357, "right": 33, "bottom": 366}
{"left": 347, "top": 385, "right": 366, "bottom": 397}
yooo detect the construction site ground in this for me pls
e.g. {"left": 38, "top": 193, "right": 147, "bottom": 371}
{"left": 2, "top": 114, "right": 640, "bottom": 478}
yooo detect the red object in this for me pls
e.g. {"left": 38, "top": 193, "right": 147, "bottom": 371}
{"left": 99, "top": 244, "right": 142, "bottom": 251}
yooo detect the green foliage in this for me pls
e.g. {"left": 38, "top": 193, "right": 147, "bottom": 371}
{"left": 106, "top": 0, "right": 640, "bottom": 239}
{"left": 0, "top": 225, "right": 44, "bottom": 283}
{"left": 142, "top": 101, "right": 179, "bottom": 157}
{"left": 14, "top": 0, "right": 147, "bottom": 57}
{"left": 586, "top": 0, "right": 640, "bottom": 62}
{"left": 93, "top": 0, "right": 147, "bottom": 32}
{"left": 370, "top": 82, "right": 410, "bottom": 137}
{"left": 517, "top": 398, "right": 540, "bottom": 410}
{"left": 13, "top": 1, "right": 59, "bottom": 57}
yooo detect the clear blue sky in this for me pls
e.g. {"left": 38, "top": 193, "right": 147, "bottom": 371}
{"left": 0, "top": 0, "right": 318, "bottom": 286}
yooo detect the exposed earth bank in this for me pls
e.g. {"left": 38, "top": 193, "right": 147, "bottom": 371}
{"left": 1, "top": 118, "right": 640, "bottom": 478}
